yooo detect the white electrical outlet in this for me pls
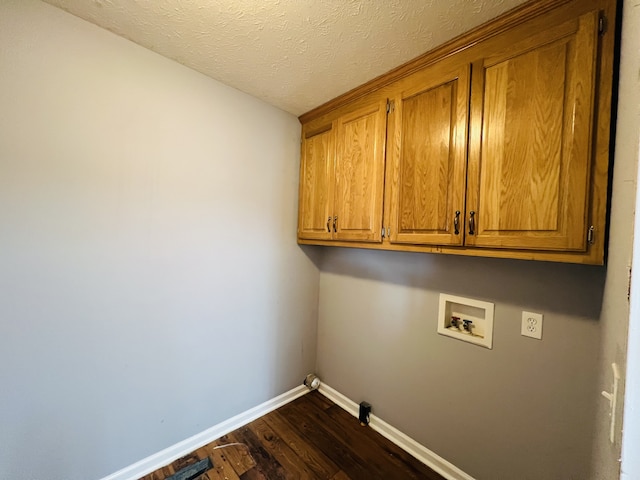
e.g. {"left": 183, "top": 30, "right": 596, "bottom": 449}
{"left": 521, "top": 311, "right": 543, "bottom": 339}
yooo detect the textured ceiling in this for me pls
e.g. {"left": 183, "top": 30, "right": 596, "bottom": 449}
{"left": 41, "top": 0, "right": 529, "bottom": 116}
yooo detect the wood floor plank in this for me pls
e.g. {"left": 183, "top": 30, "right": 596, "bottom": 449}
{"left": 330, "top": 471, "right": 351, "bottom": 480}
{"left": 238, "top": 469, "right": 267, "bottom": 480}
{"left": 200, "top": 466, "right": 226, "bottom": 480}
{"left": 282, "top": 394, "right": 442, "bottom": 479}
{"left": 324, "top": 402, "right": 442, "bottom": 478}
{"left": 262, "top": 411, "right": 340, "bottom": 479}
{"left": 303, "top": 389, "right": 334, "bottom": 410}
{"left": 139, "top": 392, "right": 445, "bottom": 480}
{"left": 194, "top": 445, "right": 241, "bottom": 480}
{"left": 214, "top": 433, "right": 257, "bottom": 477}
{"left": 170, "top": 452, "right": 200, "bottom": 474}
{"left": 248, "top": 418, "right": 322, "bottom": 479}
{"left": 232, "top": 426, "right": 288, "bottom": 480}
{"left": 286, "top": 398, "right": 404, "bottom": 479}
{"left": 138, "top": 472, "right": 159, "bottom": 480}
{"left": 276, "top": 400, "right": 374, "bottom": 480}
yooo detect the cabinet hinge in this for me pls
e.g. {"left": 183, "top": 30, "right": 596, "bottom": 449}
{"left": 386, "top": 100, "right": 395, "bottom": 114}
{"left": 599, "top": 15, "right": 606, "bottom": 35}
{"left": 588, "top": 225, "right": 595, "bottom": 245}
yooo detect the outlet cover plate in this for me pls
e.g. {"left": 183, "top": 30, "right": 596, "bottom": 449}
{"left": 521, "top": 311, "right": 543, "bottom": 340}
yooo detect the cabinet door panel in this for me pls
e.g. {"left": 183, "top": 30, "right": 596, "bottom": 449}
{"left": 297, "top": 125, "right": 334, "bottom": 240}
{"left": 466, "top": 11, "right": 598, "bottom": 251}
{"left": 334, "top": 101, "right": 387, "bottom": 242}
{"left": 387, "top": 65, "right": 470, "bottom": 245}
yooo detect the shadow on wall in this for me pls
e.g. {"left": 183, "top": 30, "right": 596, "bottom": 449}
{"left": 319, "top": 247, "right": 607, "bottom": 319}
{"left": 299, "top": 244, "right": 325, "bottom": 270}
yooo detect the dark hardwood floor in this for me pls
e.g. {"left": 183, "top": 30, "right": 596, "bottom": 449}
{"left": 139, "top": 391, "right": 445, "bottom": 480}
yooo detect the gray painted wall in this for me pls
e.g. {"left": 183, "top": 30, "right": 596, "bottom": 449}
{"left": 317, "top": 250, "right": 604, "bottom": 480}
{"left": 316, "top": 4, "right": 640, "bottom": 479}
{"left": 0, "top": 2, "right": 320, "bottom": 479}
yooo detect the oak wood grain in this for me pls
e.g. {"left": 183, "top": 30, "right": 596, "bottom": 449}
{"left": 466, "top": 10, "right": 598, "bottom": 251}
{"left": 333, "top": 100, "right": 387, "bottom": 243}
{"left": 298, "top": 124, "right": 335, "bottom": 241}
{"left": 386, "top": 61, "right": 470, "bottom": 246}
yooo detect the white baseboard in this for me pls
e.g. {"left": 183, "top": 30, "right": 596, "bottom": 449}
{"left": 100, "top": 385, "right": 309, "bottom": 480}
{"left": 318, "top": 383, "right": 475, "bottom": 480}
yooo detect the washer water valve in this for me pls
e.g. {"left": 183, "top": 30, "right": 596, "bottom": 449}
{"left": 303, "top": 373, "right": 320, "bottom": 391}
{"left": 462, "top": 319, "right": 473, "bottom": 334}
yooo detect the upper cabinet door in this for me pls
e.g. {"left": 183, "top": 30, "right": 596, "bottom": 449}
{"left": 466, "top": 11, "right": 599, "bottom": 251}
{"left": 297, "top": 124, "right": 335, "bottom": 241}
{"left": 333, "top": 100, "right": 387, "bottom": 242}
{"left": 386, "top": 64, "right": 470, "bottom": 246}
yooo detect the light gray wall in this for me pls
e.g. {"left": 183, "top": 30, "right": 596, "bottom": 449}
{"left": 0, "top": 2, "right": 320, "bottom": 479}
{"left": 318, "top": 5, "right": 640, "bottom": 479}
{"left": 621, "top": 140, "right": 640, "bottom": 480}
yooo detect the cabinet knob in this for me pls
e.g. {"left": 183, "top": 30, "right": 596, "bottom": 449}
{"left": 469, "top": 211, "right": 476, "bottom": 235}
{"left": 327, "top": 216, "right": 332, "bottom": 233}
{"left": 454, "top": 210, "right": 461, "bottom": 235}
{"left": 333, "top": 216, "right": 338, "bottom": 233}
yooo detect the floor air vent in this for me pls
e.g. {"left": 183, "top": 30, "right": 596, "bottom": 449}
{"left": 165, "top": 457, "right": 213, "bottom": 480}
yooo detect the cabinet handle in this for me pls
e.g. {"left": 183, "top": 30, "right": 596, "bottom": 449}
{"left": 454, "top": 210, "right": 461, "bottom": 235}
{"left": 327, "top": 216, "right": 332, "bottom": 233}
{"left": 469, "top": 211, "right": 476, "bottom": 235}
{"left": 333, "top": 216, "right": 338, "bottom": 233}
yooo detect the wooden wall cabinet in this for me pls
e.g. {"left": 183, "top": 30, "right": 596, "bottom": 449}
{"left": 465, "top": 10, "right": 599, "bottom": 252}
{"left": 385, "top": 62, "right": 470, "bottom": 247}
{"left": 297, "top": 123, "right": 334, "bottom": 241}
{"left": 298, "top": 0, "right": 617, "bottom": 265}
{"left": 298, "top": 100, "right": 387, "bottom": 243}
